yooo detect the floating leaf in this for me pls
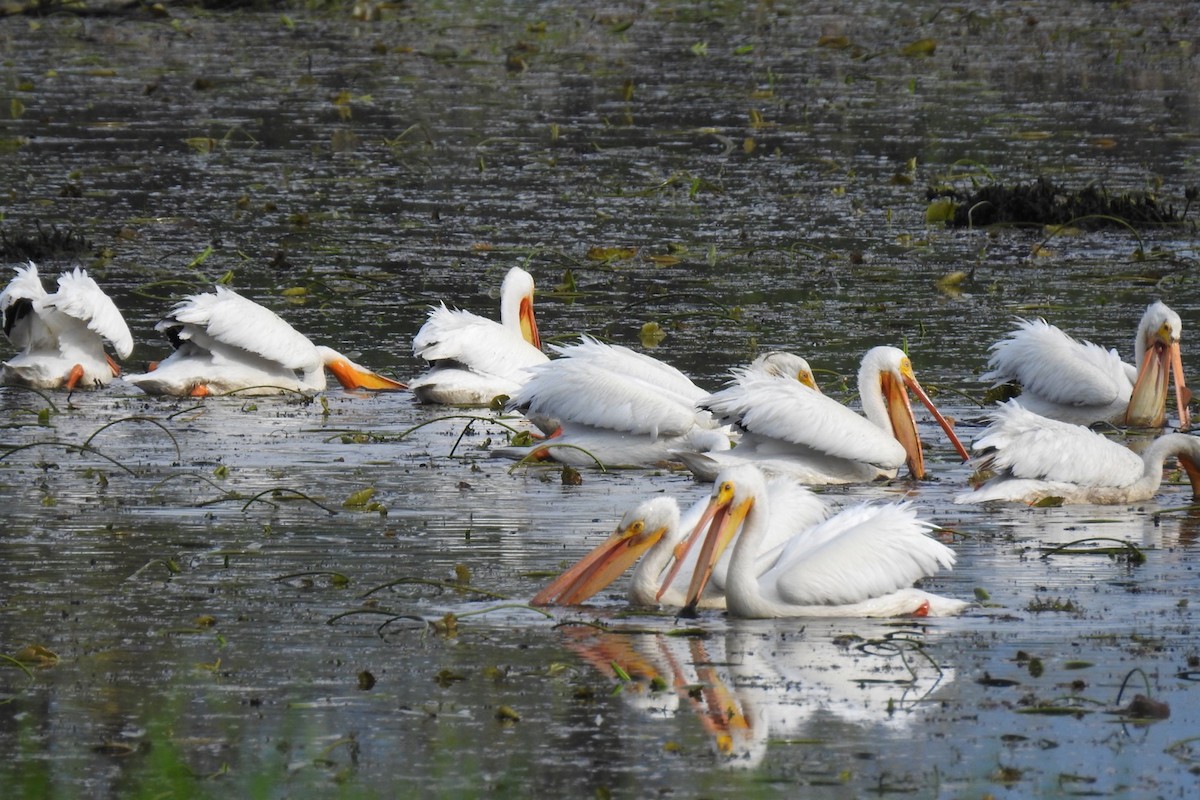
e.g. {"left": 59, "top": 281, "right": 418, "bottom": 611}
{"left": 434, "top": 667, "right": 466, "bottom": 686}
{"left": 817, "top": 35, "right": 850, "bottom": 49}
{"left": 1014, "top": 130, "right": 1053, "bottom": 140}
{"left": 281, "top": 286, "right": 308, "bottom": 297}
{"left": 901, "top": 38, "right": 936, "bottom": 57}
{"left": 1031, "top": 496, "right": 1063, "bottom": 507}
{"left": 10, "top": 98, "right": 25, "bottom": 119}
{"left": 194, "top": 615, "right": 217, "bottom": 628}
{"left": 343, "top": 487, "right": 375, "bottom": 508}
{"left": 496, "top": 705, "right": 521, "bottom": 722}
{"left": 586, "top": 246, "right": 637, "bottom": 263}
{"left": 925, "top": 198, "right": 957, "bottom": 223}
{"left": 357, "top": 670, "right": 376, "bottom": 690}
{"left": 639, "top": 321, "right": 667, "bottom": 348}
{"left": 648, "top": 254, "right": 680, "bottom": 266}
{"left": 184, "top": 137, "right": 217, "bottom": 154}
{"left": 690, "top": 41, "right": 708, "bottom": 57}
{"left": 12, "top": 644, "right": 59, "bottom": 668}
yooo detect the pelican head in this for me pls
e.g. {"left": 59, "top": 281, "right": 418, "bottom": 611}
{"left": 669, "top": 465, "right": 763, "bottom": 614}
{"left": 859, "top": 346, "right": 969, "bottom": 479}
{"left": 748, "top": 351, "right": 819, "bottom": 390}
{"left": 499, "top": 266, "right": 540, "bottom": 349}
{"left": 532, "top": 497, "right": 679, "bottom": 606}
{"left": 1128, "top": 301, "right": 1190, "bottom": 429}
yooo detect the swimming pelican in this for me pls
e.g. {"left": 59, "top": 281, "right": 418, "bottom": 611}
{"left": 679, "top": 464, "right": 968, "bottom": 618}
{"left": 954, "top": 400, "right": 1200, "bottom": 505}
{"left": 531, "top": 476, "right": 828, "bottom": 608}
{"left": 679, "top": 346, "right": 969, "bottom": 484}
{"left": 123, "top": 286, "right": 405, "bottom": 396}
{"left": 0, "top": 262, "right": 133, "bottom": 390}
{"left": 982, "top": 301, "right": 1190, "bottom": 429}
{"left": 498, "top": 336, "right": 740, "bottom": 467}
{"left": 409, "top": 266, "right": 547, "bottom": 405}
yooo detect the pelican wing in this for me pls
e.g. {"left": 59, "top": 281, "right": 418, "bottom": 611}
{"left": 973, "top": 401, "right": 1145, "bottom": 487}
{"left": 413, "top": 304, "right": 545, "bottom": 375}
{"left": 763, "top": 502, "right": 955, "bottom": 607}
{"left": 547, "top": 337, "right": 709, "bottom": 406}
{"left": 701, "top": 374, "right": 906, "bottom": 468}
{"left": 48, "top": 268, "right": 134, "bottom": 358}
{"left": 983, "top": 318, "right": 1128, "bottom": 407}
{"left": 168, "top": 286, "right": 315, "bottom": 370}
{"left": 513, "top": 357, "right": 701, "bottom": 439}
{"left": 0, "top": 263, "right": 49, "bottom": 348}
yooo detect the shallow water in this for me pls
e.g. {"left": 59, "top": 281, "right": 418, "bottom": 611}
{"left": 1, "top": 1, "right": 1199, "bottom": 797}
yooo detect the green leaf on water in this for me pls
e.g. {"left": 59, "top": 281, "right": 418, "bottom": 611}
{"left": 901, "top": 38, "right": 936, "bottom": 57}
{"left": 1032, "top": 496, "right": 1065, "bottom": 507}
{"left": 640, "top": 321, "right": 667, "bottom": 348}
{"left": 925, "top": 198, "right": 957, "bottom": 223}
{"left": 343, "top": 487, "right": 375, "bottom": 508}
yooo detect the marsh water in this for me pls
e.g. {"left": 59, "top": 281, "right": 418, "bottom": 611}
{"left": 1, "top": 1, "right": 1199, "bottom": 797}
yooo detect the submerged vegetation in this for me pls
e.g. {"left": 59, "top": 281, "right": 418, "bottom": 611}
{"left": 927, "top": 177, "right": 1196, "bottom": 230}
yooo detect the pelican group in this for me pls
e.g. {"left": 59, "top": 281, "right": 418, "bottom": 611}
{"left": 678, "top": 465, "right": 969, "bottom": 618}
{"left": 532, "top": 475, "right": 828, "bottom": 609}
{"left": 983, "top": 301, "right": 1190, "bottom": 429}
{"left": 123, "top": 286, "right": 405, "bottom": 396}
{"left": 0, "top": 262, "right": 133, "bottom": 390}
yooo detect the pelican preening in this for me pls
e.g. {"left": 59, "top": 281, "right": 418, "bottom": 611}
{"left": 680, "top": 346, "right": 969, "bottom": 484}
{"left": 680, "top": 465, "right": 969, "bottom": 618}
{"left": 954, "top": 400, "right": 1200, "bottom": 505}
{"left": 123, "top": 286, "right": 405, "bottom": 397}
{"left": 531, "top": 475, "right": 829, "bottom": 609}
{"left": 983, "top": 301, "right": 1190, "bottom": 429}
{"left": 409, "top": 266, "right": 547, "bottom": 405}
{"left": 0, "top": 262, "right": 133, "bottom": 390}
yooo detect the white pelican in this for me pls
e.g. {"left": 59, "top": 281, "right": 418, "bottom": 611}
{"left": 0, "top": 262, "right": 133, "bottom": 390}
{"left": 531, "top": 476, "right": 828, "bottom": 608}
{"left": 679, "top": 346, "right": 969, "bottom": 484}
{"left": 982, "top": 301, "right": 1190, "bottom": 429}
{"left": 498, "top": 336, "right": 739, "bottom": 467}
{"left": 679, "top": 464, "right": 968, "bottom": 618}
{"left": 123, "top": 286, "right": 405, "bottom": 396}
{"left": 954, "top": 400, "right": 1200, "bottom": 505}
{"left": 409, "top": 266, "right": 547, "bottom": 405}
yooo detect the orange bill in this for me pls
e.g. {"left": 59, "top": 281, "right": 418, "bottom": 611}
{"left": 326, "top": 357, "right": 407, "bottom": 391}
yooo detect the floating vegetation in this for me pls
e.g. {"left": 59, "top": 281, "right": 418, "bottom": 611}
{"left": 0, "top": 222, "right": 92, "bottom": 261}
{"left": 1039, "top": 537, "right": 1146, "bottom": 564}
{"left": 927, "top": 177, "right": 1195, "bottom": 229}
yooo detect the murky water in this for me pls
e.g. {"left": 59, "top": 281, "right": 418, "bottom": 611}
{"left": 1, "top": 1, "right": 1198, "bottom": 796}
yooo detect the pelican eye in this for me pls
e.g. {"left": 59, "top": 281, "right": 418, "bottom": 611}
{"left": 626, "top": 520, "right": 645, "bottom": 538}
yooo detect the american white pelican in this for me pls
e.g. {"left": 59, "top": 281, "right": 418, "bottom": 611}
{"left": 679, "top": 346, "right": 969, "bottom": 484}
{"left": 982, "top": 301, "right": 1190, "bottom": 429}
{"left": 409, "top": 266, "right": 547, "bottom": 405}
{"left": 679, "top": 464, "right": 968, "bottom": 618}
{"left": 531, "top": 476, "right": 828, "bottom": 608}
{"left": 0, "top": 262, "right": 133, "bottom": 390}
{"left": 954, "top": 400, "right": 1200, "bottom": 505}
{"left": 123, "top": 286, "right": 405, "bottom": 396}
{"left": 498, "top": 336, "right": 736, "bottom": 467}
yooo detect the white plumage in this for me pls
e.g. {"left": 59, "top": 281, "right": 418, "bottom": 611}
{"left": 499, "top": 336, "right": 734, "bottom": 467}
{"left": 679, "top": 464, "right": 968, "bottom": 618}
{"left": 409, "top": 266, "right": 547, "bottom": 405}
{"left": 124, "top": 286, "right": 404, "bottom": 396}
{"left": 955, "top": 400, "right": 1200, "bottom": 505}
{"left": 982, "top": 301, "right": 1189, "bottom": 428}
{"left": 531, "top": 476, "right": 828, "bottom": 609}
{"left": 680, "top": 346, "right": 968, "bottom": 484}
{"left": 0, "top": 262, "right": 132, "bottom": 389}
